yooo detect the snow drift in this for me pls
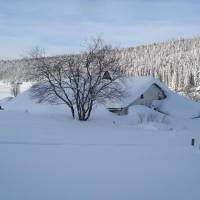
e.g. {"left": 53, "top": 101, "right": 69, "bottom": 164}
{"left": 113, "top": 76, "right": 200, "bottom": 119}
{"left": 2, "top": 77, "right": 200, "bottom": 119}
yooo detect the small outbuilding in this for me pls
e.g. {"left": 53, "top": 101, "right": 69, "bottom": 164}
{"left": 107, "top": 76, "right": 167, "bottom": 115}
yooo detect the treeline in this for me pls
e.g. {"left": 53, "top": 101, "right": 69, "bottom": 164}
{"left": 1, "top": 37, "right": 200, "bottom": 92}
{"left": 119, "top": 37, "right": 200, "bottom": 91}
{"left": 0, "top": 55, "right": 70, "bottom": 82}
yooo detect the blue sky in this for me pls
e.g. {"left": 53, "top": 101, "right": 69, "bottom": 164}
{"left": 1, "top": 0, "right": 200, "bottom": 59}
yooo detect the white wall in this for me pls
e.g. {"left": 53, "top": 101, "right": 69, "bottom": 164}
{"left": 129, "top": 84, "right": 165, "bottom": 108}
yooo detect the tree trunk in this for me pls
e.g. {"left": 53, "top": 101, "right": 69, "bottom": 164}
{"left": 70, "top": 106, "right": 75, "bottom": 119}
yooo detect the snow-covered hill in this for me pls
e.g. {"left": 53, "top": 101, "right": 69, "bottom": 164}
{"left": 1, "top": 37, "right": 200, "bottom": 97}
{"left": 2, "top": 77, "right": 200, "bottom": 120}
{"left": 0, "top": 81, "right": 32, "bottom": 99}
{"left": 112, "top": 76, "right": 200, "bottom": 119}
{"left": 0, "top": 78, "right": 200, "bottom": 200}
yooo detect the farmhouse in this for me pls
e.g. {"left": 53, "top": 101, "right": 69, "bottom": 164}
{"left": 107, "top": 77, "right": 167, "bottom": 115}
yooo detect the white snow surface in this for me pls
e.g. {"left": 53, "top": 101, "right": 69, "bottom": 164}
{"left": 107, "top": 76, "right": 160, "bottom": 107}
{"left": 0, "top": 81, "right": 32, "bottom": 99}
{"left": 1, "top": 78, "right": 200, "bottom": 200}
{"left": 160, "top": 91, "right": 200, "bottom": 118}
{"left": 109, "top": 76, "right": 200, "bottom": 118}
{"left": 4, "top": 88, "right": 68, "bottom": 114}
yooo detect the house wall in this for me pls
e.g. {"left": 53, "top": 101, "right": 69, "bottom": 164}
{"left": 128, "top": 84, "right": 166, "bottom": 108}
{"left": 108, "top": 107, "right": 128, "bottom": 115}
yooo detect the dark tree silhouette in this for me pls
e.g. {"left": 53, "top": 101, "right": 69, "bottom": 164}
{"left": 30, "top": 38, "right": 125, "bottom": 120}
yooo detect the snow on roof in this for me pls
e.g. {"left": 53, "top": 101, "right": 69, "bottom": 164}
{"left": 107, "top": 76, "right": 200, "bottom": 119}
{"left": 159, "top": 91, "right": 200, "bottom": 119}
{"left": 107, "top": 76, "right": 167, "bottom": 107}
{"left": 124, "top": 76, "right": 166, "bottom": 102}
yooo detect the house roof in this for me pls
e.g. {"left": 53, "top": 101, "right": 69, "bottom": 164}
{"left": 107, "top": 76, "right": 200, "bottom": 119}
{"left": 107, "top": 76, "right": 168, "bottom": 107}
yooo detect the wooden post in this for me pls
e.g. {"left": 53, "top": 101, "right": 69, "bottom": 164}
{"left": 191, "top": 138, "right": 195, "bottom": 146}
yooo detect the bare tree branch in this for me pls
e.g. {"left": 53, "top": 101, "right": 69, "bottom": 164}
{"left": 30, "top": 38, "right": 125, "bottom": 121}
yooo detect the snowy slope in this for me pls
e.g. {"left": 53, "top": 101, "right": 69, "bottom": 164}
{"left": 0, "top": 78, "right": 200, "bottom": 200}
{"left": 3, "top": 77, "right": 200, "bottom": 119}
{"left": 1, "top": 81, "right": 200, "bottom": 132}
{"left": 109, "top": 76, "right": 200, "bottom": 119}
{"left": 0, "top": 81, "right": 11, "bottom": 99}
{"left": 160, "top": 91, "right": 200, "bottom": 118}
{"left": 0, "top": 108, "right": 200, "bottom": 200}
{"left": 4, "top": 88, "right": 68, "bottom": 114}
{"left": 0, "top": 81, "right": 32, "bottom": 99}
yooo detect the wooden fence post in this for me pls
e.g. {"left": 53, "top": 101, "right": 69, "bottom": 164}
{"left": 191, "top": 138, "right": 195, "bottom": 146}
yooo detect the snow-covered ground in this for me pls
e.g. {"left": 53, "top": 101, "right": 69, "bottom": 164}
{"left": 0, "top": 82, "right": 200, "bottom": 200}
{"left": 0, "top": 81, "right": 32, "bottom": 99}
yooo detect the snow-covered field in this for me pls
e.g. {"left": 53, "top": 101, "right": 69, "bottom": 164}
{"left": 0, "top": 81, "right": 32, "bottom": 99}
{"left": 0, "top": 82, "right": 200, "bottom": 200}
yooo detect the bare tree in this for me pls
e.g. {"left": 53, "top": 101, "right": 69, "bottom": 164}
{"left": 11, "top": 82, "right": 21, "bottom": 97}
{"left": 30, "top": 38, "right": 125, "bottom": 120}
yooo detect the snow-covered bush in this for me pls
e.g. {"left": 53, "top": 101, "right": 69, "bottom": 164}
{"left": 137, "top": 111, "right": 167, "bottom": 124}
{"left": 129, "top": 106, "right": 169, "bottom": 125}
